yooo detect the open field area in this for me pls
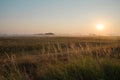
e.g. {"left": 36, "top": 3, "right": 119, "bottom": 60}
{"left": 1, "top": 0, "right": 120, "bottom": 80}
{"left": 0, "top": 36, "right": 120, "bottom": 80}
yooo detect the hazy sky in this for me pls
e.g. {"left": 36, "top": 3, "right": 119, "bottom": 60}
{"left": 0, "top": 0, "right": 120, "bottom": 35}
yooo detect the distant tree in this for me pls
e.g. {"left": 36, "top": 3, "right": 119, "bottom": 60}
{"left": 45, "top": 33, "right": 55, "bottom": 35}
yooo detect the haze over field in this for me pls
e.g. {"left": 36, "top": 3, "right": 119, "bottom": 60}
{"left": 0, "top": 1, "right": 120, "bottom": 79}
{"left": 0, "top": 0, "right": 120, "bottom": 36}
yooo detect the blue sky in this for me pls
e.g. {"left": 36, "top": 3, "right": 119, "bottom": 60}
{"left": 0, "top": 0, "right": 120, "bottom": 35}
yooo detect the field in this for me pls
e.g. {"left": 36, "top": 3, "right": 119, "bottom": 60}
{"left": 0, "top": 36, "right": 120, "bottom": 80}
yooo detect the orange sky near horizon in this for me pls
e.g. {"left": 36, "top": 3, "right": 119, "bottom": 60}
{"left": 0, "top": 0, "right": 120, "bottom": 36}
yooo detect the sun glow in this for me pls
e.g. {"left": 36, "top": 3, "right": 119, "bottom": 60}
{"left": 96, "top": 24, "right": 104, "bottom": 31}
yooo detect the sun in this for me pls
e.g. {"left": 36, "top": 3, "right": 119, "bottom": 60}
{"left": 96, "top": 24, "right": 104, "bottom": 31}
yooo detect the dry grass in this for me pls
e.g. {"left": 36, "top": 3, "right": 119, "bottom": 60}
{"left": 0, "top": 36, "right": 120, "bottom": 80}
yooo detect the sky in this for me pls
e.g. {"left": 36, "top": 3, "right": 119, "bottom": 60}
{"left": 0, "top": 0, "right": 120, "bottom": 35}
